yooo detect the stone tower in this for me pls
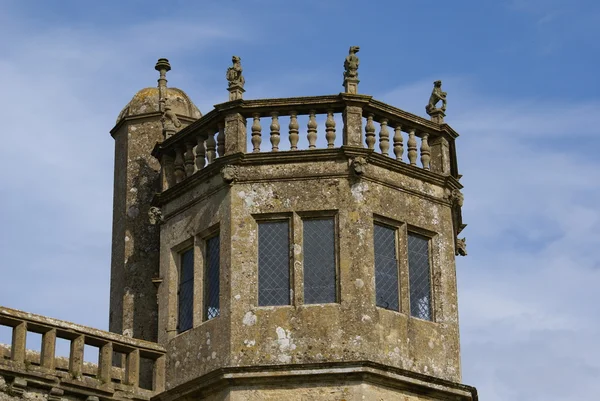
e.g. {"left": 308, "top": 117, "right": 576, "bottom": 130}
{"left": 109, "top": 59, "right": 201, "bottom": 343}
{"left": 146, "top": 51, "right": 475, "bottom": 400}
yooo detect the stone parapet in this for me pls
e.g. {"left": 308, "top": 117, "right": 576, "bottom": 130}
{"left": 0, "top": 307, "right": 166, "bottom": 401}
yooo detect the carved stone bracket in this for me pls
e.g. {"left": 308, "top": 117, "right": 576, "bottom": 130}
{"left": 221, "top": 165, "right": 239, "bottom": 183}
{"left": 148, "top": 206, "right": 163, "bottom": 225}
{"left": 350, "top": 156, "right": 368, "bottom": 175}
{"left": 449, "top": 189, "right": 464, "bottom": 207}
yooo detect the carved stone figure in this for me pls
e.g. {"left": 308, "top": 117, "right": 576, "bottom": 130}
{"left": 351, "top": 156, "right": 367, "bottom": 175}
{"left": 221, "top": 165, "right": 239, "bottom": 183}
{"left": 226, "top": 56, "right": 245, "bottom": 88}
{"left": 343, "top": 46, "right": 360, "bottom": 80}
{"left": 456, "top": 237, "right": 467, "bottom": 256}
{"left": 148, "top": 206, "right": 163, "bottom": 225}
{"left": 160, "top": 98, "right": 181, "bottom": 134}
{"left": 451, "top": 189, "right": 464, "bottom": 207}
{"left": 426, "top": 80, "right": 447, "bottom": 114}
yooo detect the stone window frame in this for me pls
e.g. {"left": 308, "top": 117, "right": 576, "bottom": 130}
{"left": 372, "top": 215, "right": 438, "bottom": 322}
{"left": 406, "top": 224, "right": 437, "bottom": 322}
{"left": 171, "top": 238, "right": 194, "bottom": 334}
{"left": 254, "top": 212, "right": 294, "bottom": 307}
{"left": 196, "top": 224, "right": 221, "bottom": 324}
{"left": 253, "top": 210, "right": 340, "bottom": 308}
{"left": 296, "top": 210, "right": 340, "bottom": 306}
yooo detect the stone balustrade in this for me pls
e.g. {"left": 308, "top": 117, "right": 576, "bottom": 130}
{"left": 152, "top": 94, "right": 460, "bottom": 191}
{"left": 0, "top": 306, "right": 166, "bottom": 400}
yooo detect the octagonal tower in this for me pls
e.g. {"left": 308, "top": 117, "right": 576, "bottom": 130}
{"left": 147, "top": 51, "right": 476, "bottom": 400}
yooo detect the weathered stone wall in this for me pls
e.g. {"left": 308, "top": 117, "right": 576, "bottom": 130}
{"left": 157, "top": 150, "right": 462, "bottom": 391}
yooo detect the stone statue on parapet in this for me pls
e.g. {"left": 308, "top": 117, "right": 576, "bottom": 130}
{"left": 160, "top": 97, "right": 181, "bottom": 136}
{"left": 226, "top": 56, "right": 245, "bottom": 88}
{"left": 426, "top": 80, "right": 447, "bottom": 114}
{"left": 343, "top": 46, "right": 360, "bottom": 80}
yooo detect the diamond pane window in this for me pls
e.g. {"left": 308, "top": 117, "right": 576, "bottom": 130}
{"left": 303, "top": 218, "right": 336, "bottom": 304}
{"left": 205, "top": 235, "right": 220, "bottom": 321}
{"left": 178, "top": 248, "right": 194, "bottom": 333}
{"left": 258, "top": 221, "right": 290, "bottom": 306}
{"left": 408, "top": 233, "right": 432, "bottom": 321}
{"left": 374, "top": 224, "right": 399, "bottom": 311}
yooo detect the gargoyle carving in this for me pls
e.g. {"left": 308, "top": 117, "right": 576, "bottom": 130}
{"left": 456, "top": 237, "right": 467, "bottom": 256}
{"left": 426, "top": 80, "right": 447, "bottom": 114}
{"left": 221, "top": 165, "right": 238, "bottom": 183}
{"left": 148, "top": 206, "right": 163, "bottom": 225}
{"left": 351, "top": 156, "right": 368, "bottom": 175}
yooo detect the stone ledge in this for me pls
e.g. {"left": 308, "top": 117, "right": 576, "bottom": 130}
{"left": 153, "top": 361, "right": 478, "bottom": 401}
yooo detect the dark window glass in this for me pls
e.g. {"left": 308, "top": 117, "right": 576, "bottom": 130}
{"left": 374, "top": 224, "right": 399, "bottom": 311}
{"left": 408, "top": 233, "right": 432, "bottom": 321}
{"left": 205, "top": 235, "right": 220, "bottom": 320}
{"left": 303, "top": 218, "right": 336, "bottom": 304}
{"left": 258, "top": 221, "right": 290, "bottom": 306}
{"left": 178, "top": 248, "right": 194, "bottom": 333}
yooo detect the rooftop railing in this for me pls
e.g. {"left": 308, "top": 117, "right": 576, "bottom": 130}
{"left": 0, "top": 306, "right": 166, "bottom": 399}
{"left": 152, "top": 93, "right": 460, "bottom": 191}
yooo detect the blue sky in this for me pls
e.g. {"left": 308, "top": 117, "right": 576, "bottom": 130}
{"left": 0, "top": 1, "right": 599, "bottom": 400}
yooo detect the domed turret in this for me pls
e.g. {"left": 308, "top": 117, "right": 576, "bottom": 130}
{"left": 116, "top": 87, "right": 201, "bottom": 124}
{"left": 109, "top": 59, "right": 201, "bottom": 360}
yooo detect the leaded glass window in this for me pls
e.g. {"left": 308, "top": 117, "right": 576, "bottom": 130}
{"left": 408, "top": 233, "right": 432, "bottom": 321}
{"left": 303, "top": 218, "right": 336, "bottom": 304}
{"left": 178, "top": 248, "right": 194, "bottom": 333}
{"left": 374, "top": 224, "right": 399, "bottom": 311}
{"left": 258, "top": 221, "right": 290, "bottom": 306}
{"left": 205, "top": 235, "right": 220, "bottom": 320}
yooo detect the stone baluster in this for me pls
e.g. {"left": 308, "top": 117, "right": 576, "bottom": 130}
{"left": 393, "top": 125, "right": 404, "bottom": 161}
{"left": 365, "top": 114, "right": 376, "bottom": 150}
{"left": 217, "top": 122, "right": 225, "bottom": 157}
{"left": 251, "top": 113, "right": 262, "bottom": 153}
{"left": 407, "top": 128, "right": 418, "bottom": 166}
{"left": 270, "top": 112, "right": 280, "bottom": 152}
{"left": 420, "top": 133, "right": 431, "bottom": 170}
{"left": 195, "top": 135, "right": 206, "bottom": 170}
{"left": 40, "top": 328, "right": 57, "bottom": 370}
{"left": 184, "top": 141, "right": 195, "bottom": 176}
{"left": 206, "top": 131, "right": 217, "bottom": 164}
{"left": 289, "top": 111, "right": 299, "bottom": 150}
{"left": 69, "top": 335, "right": 85, "bottom": 378}
{"left": 11, "top": 321, "right": 26, "bottom": 364}
{"left": 379, "top": 118, "right": 390, "bottom": 156}
{"left": 174, "top": 146, "right": 186, "bottom": 183}
{"left": 98, "top": 342, "right": 113, "bottom": 384}
{"left": 325, "top": 110, "right": 336, "bottom": 148}
{"left": 307, "top": 110, "right": 317, "bottom": 149}
{"left": 125, "top": 349, "right": 140, "bottom": 387}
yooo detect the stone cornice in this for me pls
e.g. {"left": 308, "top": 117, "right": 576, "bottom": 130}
{"left": 109, "top": 112, "right": 197, "bottom": 138}
{"left": 154, "top": 148, "right": 459, "bottom": 211}
{"left": 152, "top": 361, "right": 477, "bottom": 401}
